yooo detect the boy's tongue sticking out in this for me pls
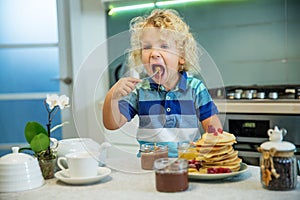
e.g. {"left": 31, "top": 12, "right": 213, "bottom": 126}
{"left": 152, "top": 65, "right": 164, "bottom": 80}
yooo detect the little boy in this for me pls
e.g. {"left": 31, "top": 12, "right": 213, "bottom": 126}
{"left": 103, "top": 9, "right": 222, "bottom": 157}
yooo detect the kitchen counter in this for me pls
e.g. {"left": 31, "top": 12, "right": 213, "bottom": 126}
{"left": 1, "top": 165, "right": 299, "bottom": 200}
{"left": 215, "top": 99, "right": 300, "bottom": 114}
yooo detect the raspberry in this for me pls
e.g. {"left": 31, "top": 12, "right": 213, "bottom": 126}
{"left": 207, "top": 167, "right": 231, "bottom": 174}
{"left": 224, "top": 168, "right": 232, "bottom": 173}
{"left": 207, "top": 168, "right": 217, "bottom": 174}
{"left": 218, "top": 128, "right": 223, "bottom": 133}
{"left": 188, "top": 159, "right": 202, "bottom": 171}
{"left": 213, "top": 131, "right": 218, "bottom": 136}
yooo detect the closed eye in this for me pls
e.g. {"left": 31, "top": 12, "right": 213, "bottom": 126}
{"left": 161, "top": 44, "right": 169, "bottom": 49}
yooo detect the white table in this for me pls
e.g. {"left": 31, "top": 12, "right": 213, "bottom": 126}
{"left": 1, "top": 165, "right": 299, "bottom": 200}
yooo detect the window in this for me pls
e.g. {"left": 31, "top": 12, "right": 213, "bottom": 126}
{"left": 0, "top": 0, "right": 62, "bottom": 155}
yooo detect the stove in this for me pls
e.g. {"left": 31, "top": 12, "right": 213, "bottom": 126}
{"left": 209, "top": 84, "right": 300, "bottom": 100}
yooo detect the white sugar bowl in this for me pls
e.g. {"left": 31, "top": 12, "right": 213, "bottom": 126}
{"left": 0, "top": 147, "right": 45, "bottom": 192}
{"left": 53, "top": 138, "right": 111, "bottom": 165}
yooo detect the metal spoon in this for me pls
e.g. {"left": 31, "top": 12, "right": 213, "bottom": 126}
{"left": 141, "top": 69, "right": 159, "bottom": 80}
{"left": 136, "top": 70, "right": 159, "bottom": 88}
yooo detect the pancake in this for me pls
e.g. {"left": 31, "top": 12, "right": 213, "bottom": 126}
{"left": 195, "top": 131, "right": 236, "bottom": 145}
{"left": 182, "top": 127, "right": 242, "bottom": 174}
{"left": 195, "top": 140, "right": 236, "bottom": 147}
{"left": 196, "top": 144, "right": 228, "bottom": 151}
{"left": 203, "top": 157, "right": 242, "bottom": 166}
{"left": 203, "top": 151, "right": 238, "bottom": 162}
{"left": 199, "top": 146, "right": 233, "bottom": 156}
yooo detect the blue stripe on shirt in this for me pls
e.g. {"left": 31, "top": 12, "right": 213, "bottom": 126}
{"left": 199, "top": 101, "right": 219, "bottom": 121}
{"left": 138, "top": 100, "right": 196, "bottom": 115}
{"left": 119, "top": 100, "right": 136, "bottom": 121}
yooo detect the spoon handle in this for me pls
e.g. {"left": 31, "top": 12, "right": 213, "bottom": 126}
{"left": 141, "top": 70, "right": 159, "bottom": 80}
{"left": 136, "top": 70, "right": 159, "bottom": 88}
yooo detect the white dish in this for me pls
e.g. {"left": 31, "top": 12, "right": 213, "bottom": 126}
{"left": 55, "top": 167, "right": 111, "bottom": 185}
{"left": 0, "top": 178, "right": 45, "bottom": 193}
{"left": 0, "top": 147, "right": 45, "bottom": 192}
{"left": 188, "top": 163, "right": 248, "bottom": 180}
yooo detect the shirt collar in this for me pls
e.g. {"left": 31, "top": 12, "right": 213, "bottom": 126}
{"left": 149, "top": 71, "right": 188, "bottom": 91}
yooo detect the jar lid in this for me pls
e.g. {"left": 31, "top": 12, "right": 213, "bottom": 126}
{"left": 140, "top": 143, "right": 167, "bottom": 153}
{"left": 154, "top": 158, "right": 188, "bottom": 171}
{"left": 260, "top": 126, "right": 295, "bottom": 151}
{"left": 0, "top": 147, "right": 36, "bottom": 164}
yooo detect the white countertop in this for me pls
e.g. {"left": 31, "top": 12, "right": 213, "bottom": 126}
{"left": 1, "top": 165, "right": 299, "bottom": 200}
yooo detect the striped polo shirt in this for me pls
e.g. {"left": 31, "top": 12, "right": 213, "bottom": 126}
{"left": 119, "top": 71, "right": 219, "bottom": 157}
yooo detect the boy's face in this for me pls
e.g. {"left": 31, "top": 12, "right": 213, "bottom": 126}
{"left": 140, "top": 28, "right": 184, "bottom": 87}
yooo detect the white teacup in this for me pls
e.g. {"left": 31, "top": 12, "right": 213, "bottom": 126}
{"left": 57, "top": 151, "right": 99, "bottom": 178}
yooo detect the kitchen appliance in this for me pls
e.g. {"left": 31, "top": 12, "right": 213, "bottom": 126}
{"left": 219, "top": 113, "right": 300, "bottom": 173}
{"left": 211, "top": 84, "right": 300, "bottom": 174}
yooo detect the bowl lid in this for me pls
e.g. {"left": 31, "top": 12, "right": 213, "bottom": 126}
{"left": 260, "top": 141, "right": 295, "bottom": 151}
{"left": 0, "top": 147, "right": 36, "bottom": 164}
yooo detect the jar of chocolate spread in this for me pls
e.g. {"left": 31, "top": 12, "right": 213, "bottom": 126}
{"left": 140, "top": 143, "right": 168, "bottom": 170}
{"left": 154, "top": 158, "right": 189, "bottom": 192}
{"left": 257, "top": 126, "right": 297, "bottom": 191}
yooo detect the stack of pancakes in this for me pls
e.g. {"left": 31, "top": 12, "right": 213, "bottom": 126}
{"left": 180, "top": 127, "right": 242, "bottom": 174}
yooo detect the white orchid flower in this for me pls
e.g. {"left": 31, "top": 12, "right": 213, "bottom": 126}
{"left": 46, "top": 94, "right": 60, "bottom": 110}
{"left": 58, "top": 95, "right": 70, "bottom": 109}
{"left": 46, "top": 94, "right": 69, "bottom": 110}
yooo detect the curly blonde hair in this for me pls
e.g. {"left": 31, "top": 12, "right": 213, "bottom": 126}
{"left": 127, "top": 9, "right": 200, "bottom": 72}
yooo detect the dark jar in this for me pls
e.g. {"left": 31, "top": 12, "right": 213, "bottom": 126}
{"left": 258, "top": 149, "right": 297, "bottom": 190}
{"left": 140, "top": 143, "right": 168, "bottom": 170}
{"left": 154, "top": 158, "right": 188, "bottom": 192}
{"left": 258, "top": 126, "right": 297, "bottom": 191}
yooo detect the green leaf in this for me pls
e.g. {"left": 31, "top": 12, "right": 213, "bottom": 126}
{"left": 25, "top": 122, "right": 47, "bottom": 143}
{"left": 30, "top": 133, "right": 50, "bottom": 153}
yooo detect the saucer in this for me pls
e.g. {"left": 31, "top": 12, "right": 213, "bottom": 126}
{"left": 54, "top": 167, "right": 111, "bottom": 185}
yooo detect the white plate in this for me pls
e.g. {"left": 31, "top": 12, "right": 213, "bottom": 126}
{"left": 55, "top": 167, "right": 111, "bottom": 185}
{"left": 188, "top": 163, "right": 248, "bottom": 180}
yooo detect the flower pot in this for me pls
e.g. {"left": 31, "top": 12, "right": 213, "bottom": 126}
{"left": 38, "top": 157, "right": 57, "bottom": 179}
